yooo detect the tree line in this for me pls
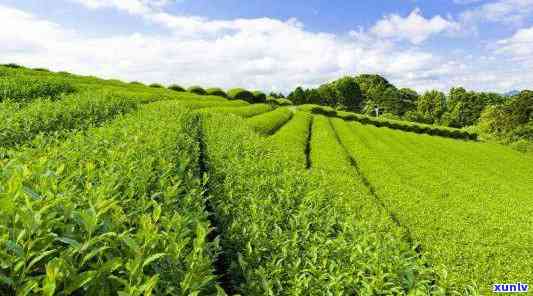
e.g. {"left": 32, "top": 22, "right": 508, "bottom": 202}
{"left": 286, "top": 74, "right": 532, "bottom": 143}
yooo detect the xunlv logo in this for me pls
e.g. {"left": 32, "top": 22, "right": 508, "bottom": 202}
{"left": 493, "top": 283, "right": 528, "bottom": 293}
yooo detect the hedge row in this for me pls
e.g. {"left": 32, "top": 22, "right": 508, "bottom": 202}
{"left": 206, "top": 104, "right": 272, "bottom": 118}
{"left": 302, "top": 105, "right": 478, "bottom": 140}
{"left": 206, "top": 88, "right": 228, "bottom": 98}
{"left": 187, "top": 86, "right": 207, "bottom": 95}
{"left": 0, "top": 88, "right": 244, "bottom": 150}
{"left": 0, "top": 76, "right": 76, "bottom": 102}
{"left": 268, "top": 111, "right": 312, "bottom": 169}
{"left": 267, "top": 97, "right": 293, "bottom": 106}
{"left": 168, "top": 84, "right": 185, "bottom": 92}
{"left": 200, "top": 112, "right": 448, "bottom": 295}
{"left": 246, "top": 107, "right": 293, "bottom": 135}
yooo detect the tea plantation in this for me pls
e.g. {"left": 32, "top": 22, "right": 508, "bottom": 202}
{"left": 0, "top": 65, "right": 531, "bottom": 295}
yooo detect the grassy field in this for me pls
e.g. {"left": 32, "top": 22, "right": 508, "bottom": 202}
{"left": 0, "top": 65, "right": 531, "bottom": 295}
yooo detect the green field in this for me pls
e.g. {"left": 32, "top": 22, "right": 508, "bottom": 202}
{"left": 0, "top": 65, "right": 532, "bottom": 295}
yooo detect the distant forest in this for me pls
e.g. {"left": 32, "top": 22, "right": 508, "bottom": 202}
{"left": 285, "top": 75, "right": 532, "bottom": 148}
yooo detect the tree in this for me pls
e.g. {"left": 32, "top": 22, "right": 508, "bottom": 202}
{"left": 354, "top": 74, "right": 406, "bottom": 115}
{"left": 398, "top": 88, "right": 419, "bottom": 115}
{"left": 318, "top": 84, "right": 338, "bottom": 106}
{"left": 417, "top": 90, "right": 447, "bottom": 123}
{"left": 288, "top": 87, "right": 306, "bottom": 105}
{"left": 442, "top": 87, "right": 490, "bottom": 127}
{"left": 304, "top": 89, "right": 321, "bottom": 105}
{"left": 332, "top": 76, "right": 363, "bottom": 112}
{"left": 510, "top": 90, "right": 533, "bottom": 125}
{"left": 269, "top": 92, "right": 285, "bottom": 99}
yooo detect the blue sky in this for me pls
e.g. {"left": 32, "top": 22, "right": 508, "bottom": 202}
{"left": 1, "top": 0, "right": 532, "bottom": 93}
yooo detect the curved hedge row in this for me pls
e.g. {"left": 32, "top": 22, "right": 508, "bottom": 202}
{"left": 246, "top": 107, "right": 293, "bottom": 135}
{"left": 227, "top": 88, "right": 255, "bottom": 102}
{"left": 187, "top": 86, "right": 207, "bottom": 95}
{"left": 206, "top": 87, "right": 228, "bottom": 98}
{"left": 206, "top": 104, "right": 272, "bottom": 118}
{"left": 267, "top": 97, "right": 293, "bottom": 106}
{"left": 252, "top": 91, "right": 267, "bottom": 103}
{"left": 168, "top": 84, "right": 185, "bottom": 92}
{"left": 302, "top": 105, "right": 478, "bottom": 140}
{"left": 268, "top": 111, "right": 312, "bottom": 168}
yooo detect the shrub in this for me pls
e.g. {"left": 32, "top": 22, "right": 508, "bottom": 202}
{"left": 270, "top": 98, "right": 293, "bottom": 106}
{"left": 206, "top": 87, "right": 227, "bottom": 98}
{"left": 311, "top": 106, "right": 337, "bottom": 117}
{"left": 187, "top": 86, "right": 207, "bottom": 95}
{"left": 227, "top": 88, "right": 255, "bottom": 102}
{"left": 33, "top": 68, "right": 51, "bottom": 72}
{"left": 168, "top": 84, "right": 185, "bottom": 92}
{"left": 129, "top": 81, "right": 145, "bottom": 85}
{"left": 149, "top": 83, "right": 164, "bottom": 88}
{"left": 3, "top": 63, "right": 23, "bottom": 68}
{"left": 252, "top": 91, "right": 267, "bottom": 103}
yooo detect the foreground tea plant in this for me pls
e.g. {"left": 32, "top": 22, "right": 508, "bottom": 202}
{"left": 0, "top": 101, "right": 221, "bottom": 295}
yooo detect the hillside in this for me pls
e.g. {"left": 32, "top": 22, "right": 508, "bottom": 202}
{"left": 0, "top": 65, "right": 532, "bottom": 295}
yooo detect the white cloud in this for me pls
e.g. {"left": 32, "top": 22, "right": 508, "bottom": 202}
{"left": 497, "top": 26, "right": 533, "bottom": 59}
{"left": 370, "top": 8, "right": 460, "bottom": 44}
{"left": 460, "top": 0, "right": 533, "bottom": 25}
{"left": 68, "top": 0, "right": 169, "bottom": 15}
{"left": 1, "top": 3, "right": 531, "bottom": 93}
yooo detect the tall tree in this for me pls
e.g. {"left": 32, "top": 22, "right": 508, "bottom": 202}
{"left": 417, "top": 90, "right": 447, "bottom": 123}
{"left": 332, "top": 76, "right": 363, "bottom": 111}
{"left": 398, "top": 88, "right": 419, "bottom": 115}
{"left": 288, "top": 87, "right": 306, "bottom": 105}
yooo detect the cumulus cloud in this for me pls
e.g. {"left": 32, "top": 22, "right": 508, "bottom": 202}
{"left": 0, "top": 3, "right": 531, "bottom": 93}
{"left": 460, "top": 0, "right": 533, "bottom": 25}
{"left": 497, "top": 26, "right": 533, "bottom": 60}
{"left": 370, "top": 8, "right": 460, "bottom": 44}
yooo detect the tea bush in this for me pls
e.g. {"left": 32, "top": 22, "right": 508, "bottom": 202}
{"left": 0, "top": 101, "right": 221, "bottom": 295}
{"left": 206, "top": 88, "right": 228, "bottom": 98}
{"left": 227, "top": 88, "right": 255, "bottom": 103}
{"left": 187, "top": 86, "right": 207, "bottom": 95}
